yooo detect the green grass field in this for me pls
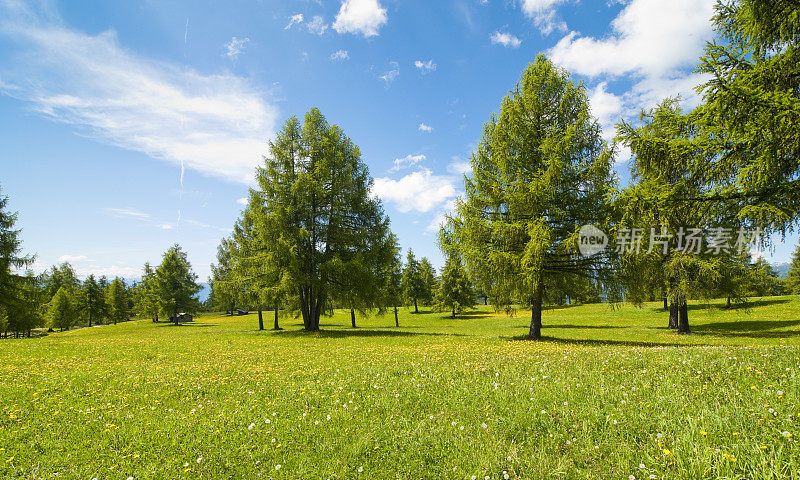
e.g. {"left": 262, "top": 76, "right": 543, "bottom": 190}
{"left": 1, "top": 297, "right": 799, "bottom": 479}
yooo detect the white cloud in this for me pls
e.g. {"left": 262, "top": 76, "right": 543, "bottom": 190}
{"left": 549, "top": 0, "right": 716, "bottom": 159}
{"left": 418, "top": 123, "right": 433, "bottom": 132}
{"left": 224, "top": 36, "right": 249, "bottom": 59}
{"left": 104, "top": 208, "right": 150, "bottom": 220}
{"left": 447, "top": 158, "right": 472, "bottom": 175}
{"left": 425, "top": 199, "right": 457, "bottom": 234}
{"left": 307, "top": 16, "right": 329, "bottom": 35}
{"left": 285, "top": 13, "right": 304, "bottom": 30}
{"left": 57, "top": 254, "right": 91, "bottom": 263}
{"left": 414, "top": 59, "right": 436, "bottom": 74}
{"left": 0, "top": 4, "right": 277, "bottom": 184}
{"left": 330, "top": 49, "right": 350, "bottom": 61}
{"left": 75, "top": 264, "right": 141, "bottom": 279}
{"left": 389, "top": 154, "right": 426, "bottom": 172}
{"left": 333, "top": 0, "right": 388, "bottom": 37}
{"left": 379, "top": 62, "right": 400, "bottom": 85}
{"left": 236, "top": 197, "right": 248, "bottom": 205}
{"left": 372, "top": 169, "right": 456, "bottom": 213}
{"left": 520, "top": 0, "right": 568, "bottom": 34}
{"left": 490, "top": 31, "right": 521, "bottom": 48}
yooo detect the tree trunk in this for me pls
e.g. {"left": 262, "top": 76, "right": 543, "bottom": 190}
{"left": 726, "top": 296, "right": 731, "bottom": 309}
{"left": 413, "top": 298, "right": 418, "bottom": 314}
{"left": 484, "top": 296, "right": 488, "bottom": 306}
{"left": 350, "top": 308, "right": 356, "bottom": 328}
{"left": 394, "top": 306, "right": 399, "bottom": 327}
{"left": 273, "top": 307, "right": 281, "bottom": 330}
{"left": 258, "top": 308, "right": 264, "bottom": 331}
{"left": 528, "top": 298, "right": 542, "bottom": 340}
{"left": 88, "top": 315, "right": 92, "bottom": 328}
{"left": 452, "top": 306, "right": 456, "bottom": 318}
{"left": 677, "top": 298, "right": 690, "bottom": 334}
{"left": 668, "top": 301, "right": 678, "bottom": 329}
{"left": 663, "top": 296, "right": 668, "bottom": 311}
{"left": 27, "top": 329, "right": 31, "bottom": 338}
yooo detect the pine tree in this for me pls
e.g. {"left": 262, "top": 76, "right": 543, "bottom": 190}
{"left": 47, "top": 286, "right": 77, "bottom": 331}
{"left": 0, "top": 185, "right": 34, "bottom": 322}
{"left": 419, "top": 257, "right": 438, "bottom": 307}
{"left": 446, "top": 55, "right": 617, "bottom": 339}
{"left": 154, "top": 245, "right": 201, "bottom": 323}
{"left": 107, "top": 277, "right": 129, "bottom": 325}
{"left": 133, "top": 263, "right": 160, "bottom": 322}
{"left": 435, "top": 254, "right": 474, "bottom": 318}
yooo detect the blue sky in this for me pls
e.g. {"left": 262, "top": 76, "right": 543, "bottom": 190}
{"left": 0, "top": 0, "right": 797, "bottom": 280}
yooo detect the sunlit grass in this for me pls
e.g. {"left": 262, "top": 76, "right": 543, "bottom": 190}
{"left": 1, "top": 296, "right": 799, "bottom": 478}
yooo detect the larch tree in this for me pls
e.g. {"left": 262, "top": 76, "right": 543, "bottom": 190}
{"left": 133, "top": 263, "right": 160, "bottom": 322}
{"left": 47, "top": 286, "right": 77, "bottom": 331}
{"left": 402, "top": 250, "right": 425, "bottom": 314}
{"left": 786, "top": 243, "right": 800, "bottom": 295}
{"left": 239, "top": 109, "right": 397, "bottom": 331}
{"left": 107, "top": 277, "right": 129, "bottom": 325}
{"left": 81, "top": 274, "right": 104, "bottom": 327}
{"left": 435, "top": 253, "right": 475, "bottom": 318}
{"left": 0, "top": 185, "right": 34, "bottom": 334}
{"left": 445, "top": 55, "right": 617, "bottom": 340}
{"left": 418, "top": 257, "right": 438, "bottom": 307}
{"left": 154, "top": 245, "right": 201, "bottom": 323}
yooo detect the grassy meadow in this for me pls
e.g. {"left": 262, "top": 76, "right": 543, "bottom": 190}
{"left": 1, "top": 297, "right": 800, "bottom": 479}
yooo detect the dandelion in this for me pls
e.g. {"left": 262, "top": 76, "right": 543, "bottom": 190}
{"left": 275, "top": 464, "right": 281, "bottom": 470}
{"left": 265, "top": 419, "right": 271, "bottom": 424}
{"left": 358, "top": 466, "right": 363, "bottom": 473}
{"left": 639, "top": 464, "right": 645, "bottom": 469}
{"left": 327, "top": 415, "right": 331, "bottom": 420}
{"left": 782, "top": 431, "right": 793, "bottom": 438}
{"left": 700, "top": 430, "right": 707, "bottom": 436}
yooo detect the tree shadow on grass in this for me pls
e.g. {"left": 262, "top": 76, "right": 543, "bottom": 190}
{"left": 512, "top": 324, "right": 627, "bottom": 330}
{"left": 690, "top": 318, "right": 800, "bottom": 338}
{"left": 156, "top": 322, "right": 218, "bottom": 328}
{"left": 273, "top": 329, "right": 466, "bottom": 339}
{"left": 499, "top": 335, "right": 705, "bottom": 348}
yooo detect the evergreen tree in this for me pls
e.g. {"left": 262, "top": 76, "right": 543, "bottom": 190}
{"left": 43, "top": 262, "right": 79, "bottom": 302}
{"left": 381, "top": 247, "right": 404, "bottom": 327}
{"left": 419, "top": 257, "right": 438, "bottom": 307}
{"left": 748, "top": 258, "right": 785, "bottom": 297}
{"left": 107, "top": 277, "right": 129, "bottom": 325}
{"left": 0, "top": 186, "right": 34, "bottom": 320}
{"left": 445, "top": 55, "right": 617, "bottom": 339}
{"left": 154, "top": 245, "right": 201, "bottom": 323}
{"left": 47, "top": 286, "right": 77, "bottom": 331}
{"left": 5, "top": 272, "right": 44, "bottom": 338}
{"left": 245, "top": 108, "right": 397, "bottom": 331}
{"left": 80, "top": 274, "right": 104, "bottom": 327}
{"left": 133, "top": 263, "right": 160, "bottom": 322}
{"left": 435, "top": 254, "right": 474, "bottom": 318}
{"left": 785, "top": 243, "right": 800, "bottom": 295}
{"left": 402, "top": 250, "right": 426, "bottom": 313}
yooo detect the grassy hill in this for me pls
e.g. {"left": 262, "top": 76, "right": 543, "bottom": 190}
{"left": 1, "top": 297, "right": 799, "bottom": 479}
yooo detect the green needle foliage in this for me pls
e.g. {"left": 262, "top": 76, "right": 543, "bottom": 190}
{"left": 80, "top": 274, "right": 104, "bottom": 327}
{"left": 786, "top": 242, "right": 800, "bottom": 295}
{"left": 435, "top": 253, "right": 474, "bottom": 318}
{"left": 241, "top": 108, "right": 397, "bottom": 331}
{"left": 402, "top": 250, "right": 426, "bottom": 314}
{"left": 154, "top": 245, "right": 201, "bottom": 322}
{"left": 47, "top": 286, "right": 77, "bottom": 331}
{"left": 445, "top": 54, "right": 617, "bottom": 340}
{"left": 0, "top": 185, "right": 34, "bottom": 334}
{"left": 107, "top": 277, "right": 129, "bottom": 325}
{"left": 133, "top": 263, "right": 160, "bottom": 322}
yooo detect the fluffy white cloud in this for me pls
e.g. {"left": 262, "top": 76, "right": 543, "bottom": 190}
{"left": 418, "top": 123, "right": 433, "bottom": 132}
{"left": 236, "top": 197, "right": 248, "bottom": 205}
{"left": 0, "top": 5, "right": 277, "bottom": 184}
{"left": 521, "top": 0, "right": 568, "bottom": 34}
{"left": 414, "top": 59, "right": 436, "bottom": 74}
{"left": 224, "top": 36, "right": 249, "bottom": 59}
{"left": 333, "top": 0, "right": 388, "bottom": 37}
{"left": 389, "top": 154, "right": 426, "bottom": 172}
{"left": 549, "top": 0, "right": 716, "bottom": 159}
{"left": 285, "top": 13, "right": 304, "bottom": 30}
{"left": 490, "top": 31, "right": 521, "bottom": 48}
{"left": 372, "top": 169, "right": 456, "bottom": 213}
{"left": 330, "top": 49, "right": 350, "bottom": 61}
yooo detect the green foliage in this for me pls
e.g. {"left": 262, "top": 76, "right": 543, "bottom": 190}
{"left": 418, "top": 257, "right": 438, "bottom": 307}
{"left": 785, "top": 242, "right": 800, "bottom": 295}
{"left": 446, "top": 54, "right": 617, "bottom": 339}
{"left": 154, "top": 245, "right": 201, "bottom": 320}
{"left": 47, "top": 286, "right": 77, "bottom": 331}
{"left": 244, "top": 108, "right": 397, "bottom": 330}
{"left": 107, "top": 277, "right": 129, "bottom": 325}
{"left": 43, "top": 262, "right": 79, "bottom": 302}
{"left": 133, "top": 263, "right": 160, "bottom": 321}
{"left": 0, "top": 185, "right": 34, "bottom": 318}
{"left": 80, "top": 274, "right": 105, "bottom": 326}
{"left": 747, "top": 258, "right": 785, "bottom": 297}
{"left": 694, "top": 0, "right": 800, "bottom": 232}
{"left": 434, "top": 254, "right": 474, "bottom": 317}
{"left": 401, "top": 250, "right": 426, "bottom": 313}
